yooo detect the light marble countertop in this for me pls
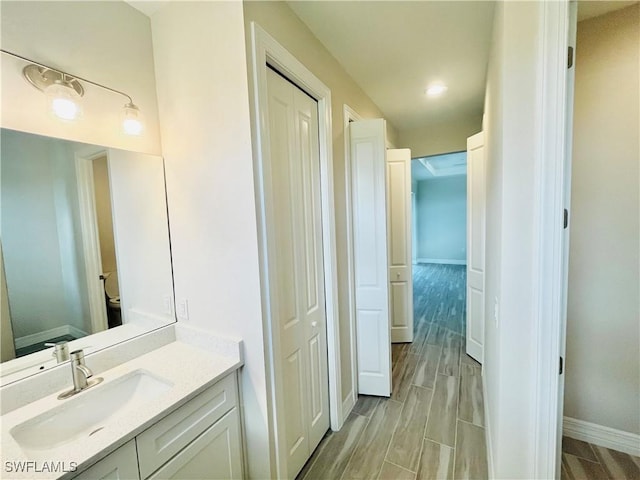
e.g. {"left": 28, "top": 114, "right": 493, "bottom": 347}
{"left": 0, "top": 339, "right": 243, "bottom": 480}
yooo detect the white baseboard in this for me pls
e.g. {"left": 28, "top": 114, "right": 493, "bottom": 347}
{"left": 68, "top": 325, "right": 89, "bottom": 340}
{"left": 417, "top": 258, "right": 466, "bottom": 266}
{"left": 563, "top": 416, "right": 640, "bottom": 457}
{"left": 15, "top": 324, "right": 88, "bottom": 349}
{"left": 342, "top": 389, "right": 356, "bottom": 423}
{"left": 482, "top": 371, "right": 495, "bottom": 478}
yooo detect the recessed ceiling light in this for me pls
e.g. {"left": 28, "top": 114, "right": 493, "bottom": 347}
{"left": 425, "top": 84, "right": 448, "bottom": 97}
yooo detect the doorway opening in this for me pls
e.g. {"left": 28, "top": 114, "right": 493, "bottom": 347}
{"left": 410, "top": 150, "right": 469, "bottom": 347}
{"left": 299, "top": 143, "right": 490, "bottom": 479}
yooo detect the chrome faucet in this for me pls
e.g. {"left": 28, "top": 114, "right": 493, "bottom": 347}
{"left": 44, "top": 341, "right": 70, "bottom": 363}
{"left": 58, "top": 350, "right": 103, "bottom": 400}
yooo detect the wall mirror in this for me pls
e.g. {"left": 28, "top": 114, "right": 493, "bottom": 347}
{"left": 0, "top": 128, "right": 175, "bottom": 384}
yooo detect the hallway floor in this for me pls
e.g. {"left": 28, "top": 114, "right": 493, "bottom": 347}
{"left": 561, "top": 436, "right": 640, "bottom": 480}
{"left": 298, "top": 264, "right": 488, "bottom": 480}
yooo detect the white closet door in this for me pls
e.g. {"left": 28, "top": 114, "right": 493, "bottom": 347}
{"left": 466, "top": 132, "right": 486, "bottom": 363}
{"left": 350, "top": 119, "right": 392, "bottom": 396}
{"left": 266, "top": 68, "right": 330, "bottom": 478}
{"left": 387, "top": 148, "right": 413, "bottom": 343}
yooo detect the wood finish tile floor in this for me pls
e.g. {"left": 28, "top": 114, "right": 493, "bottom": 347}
{"left": 561, "top": 436, "right": 640, "bottom": 480}
{"left": 298, "top": 264, "right": 488, "bottom": 480}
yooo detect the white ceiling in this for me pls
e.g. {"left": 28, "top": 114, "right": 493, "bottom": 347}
{"left": 287, "top": 1, "right": 496, "bottom": 132}
{"left": 578, "top": 1, "right": 638, "bottom": 21}
{"left": 125, "top": 1, "right": 169, "bottom": 18}
{"left": 122, "top": 0, "right": 637, "bottom": 138}
{"left": 412, "top": 151, "right": 467, "bottom": 181}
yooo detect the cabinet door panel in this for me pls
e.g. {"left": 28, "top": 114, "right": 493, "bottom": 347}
{"left": 137, "top": 374, "right": 236, "bottom": 479}
{"left": 147, "top": 408, "right": 242, "bottom": 480}
{"left": 73, "top": 440, "right": 139, "bottom": 480}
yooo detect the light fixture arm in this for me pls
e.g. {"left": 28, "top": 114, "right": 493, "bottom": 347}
{"left": 1, "top": 49, "right": 134, "bottom": 105}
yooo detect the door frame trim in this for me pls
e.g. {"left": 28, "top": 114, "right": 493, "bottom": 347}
{"left": 531, "top": 1, "right": 571, "bottom": 478}
{"left": 249, "top": 22, "right": 343, "bottom": 479}
{"left": 75, "top": 146, "right": 110, "bottom": 334}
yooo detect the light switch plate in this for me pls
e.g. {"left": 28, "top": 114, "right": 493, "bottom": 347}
{"left": 177, "top": 299, "right": 189, "bottom": 320}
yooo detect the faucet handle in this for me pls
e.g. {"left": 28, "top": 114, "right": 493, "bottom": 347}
{"left": 45, "top": 341, "right": 70, "bottom": 363}
{"left": 70, "top": 350, "right": 92, "bottom": 377}
{"left": 70, "top": 349, "right": 86, "bottom": 363}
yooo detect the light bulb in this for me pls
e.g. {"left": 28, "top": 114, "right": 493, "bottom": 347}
{"left": 45, "top": 82, "right": 82, "bottom": 121}
{"left": 425, "top": 84, "right": 448, "bottom": 97}
{"left": 122, "top": 103, "right": 144, "bottom": 136}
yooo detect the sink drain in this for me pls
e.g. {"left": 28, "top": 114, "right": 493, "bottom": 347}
{"left": 89, "top": 427, "right": 104, "bottom": 437}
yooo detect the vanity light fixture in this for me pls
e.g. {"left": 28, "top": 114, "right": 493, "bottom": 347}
{"left": 23, "top": 65, "right": 84, "bottom": 121}
{"left": 1, "top": 49, "right": 144, "bottom": 136}
{"left": 425, "top": 83, "right": 448, "bottom": 97}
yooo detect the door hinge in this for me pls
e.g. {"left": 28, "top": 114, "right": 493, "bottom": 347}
{"left": 568, "top": 46, "right": 574, "bottom": 69}
{"left": 564, "top": 209, "right": 569, "bottom": 229}
{"left": 559, "top": 356, "right": 564, "bottom": 375}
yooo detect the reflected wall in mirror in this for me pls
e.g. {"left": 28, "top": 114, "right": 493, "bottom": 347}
{"left": 0, "top": 128, "right": 175, "bottom": 379}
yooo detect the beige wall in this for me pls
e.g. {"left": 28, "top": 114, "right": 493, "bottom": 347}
{"left": 565, "top": 5, "right": 640, "bottom": 435}
{"left": 149, "top": 2, "right": 270, "bottom": 477}
{"left": 243, "top": 1, "right": 399, "bottom": 407}
{"left": 0, "top": 1, "right": 161, "bottom": 155}
{"left": 398, "top": 114, "right": 483, "bottom": 158}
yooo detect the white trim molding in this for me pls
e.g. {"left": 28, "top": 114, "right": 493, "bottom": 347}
{"left": 564, "top": 417, "right": 640, "bottom": 457}
{"left": 417, "top": 258, "right": 466, "bottom": 266}
{"left": 14, "top": 325, "right": 89, "bottom": 349}
{"left": 249, "top": 22, "right": 342, "bottom": 480}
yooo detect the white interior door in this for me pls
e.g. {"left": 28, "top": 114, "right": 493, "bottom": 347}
{"left": 266, "top": 68, "right": 330, "bottom": 477}
{"left": 350, "top": 119, "right": 392, "bottom": 396}
{"left": 387, "top": 148, "right": 413, "bottom": 343}
{"left": 466, "top": 132, "right": 486, "bottom": 363}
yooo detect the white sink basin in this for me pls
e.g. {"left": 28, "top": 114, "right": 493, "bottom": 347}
{"left": 10, "top": 369, "right": 172, "bottom": 451}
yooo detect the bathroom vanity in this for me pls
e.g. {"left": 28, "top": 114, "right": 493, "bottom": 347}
{"left": 0, "top": 325, "right": 245, "bottom": 480}
{"left": 75, "top": 370, "right": 242, "bottom": 480}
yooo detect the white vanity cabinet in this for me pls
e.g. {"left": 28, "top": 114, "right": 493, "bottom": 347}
{"left": 72, "top": 372, "right": 243, "bottom": 480}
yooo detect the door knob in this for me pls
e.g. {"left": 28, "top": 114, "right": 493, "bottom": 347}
{"left": 311, "top": 321, "right": 318, "bottom": 328}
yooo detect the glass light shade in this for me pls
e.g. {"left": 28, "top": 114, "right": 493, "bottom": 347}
{"left": 45, "top": 82, "right": 82, "bottom": 121}
{"left": 122, "top": 103, "right": 144, "bottom": 136}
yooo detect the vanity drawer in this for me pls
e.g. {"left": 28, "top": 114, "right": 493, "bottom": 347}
{"left": 136, "top": 373, "right": 237, "bottom": 479}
